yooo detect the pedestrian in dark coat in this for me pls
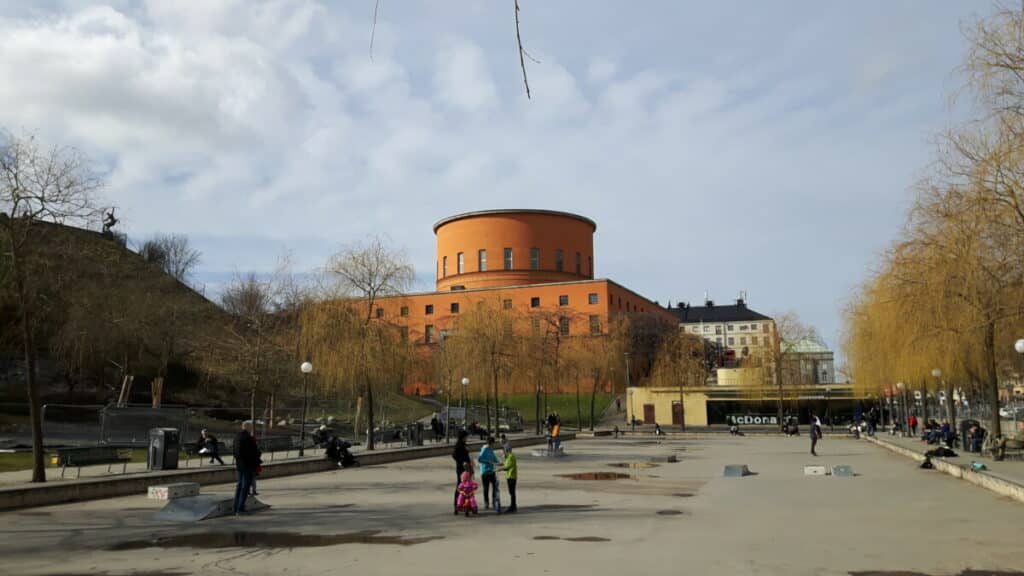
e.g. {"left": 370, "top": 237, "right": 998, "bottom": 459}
{"left": 233, "top": 421, "right": 261, "bottom": 514}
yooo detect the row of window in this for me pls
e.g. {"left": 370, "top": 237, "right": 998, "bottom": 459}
{"left": 712, "top": 336, "right": 760, "bottom": 346}
{"left": 440, "top": 248, "right": 593, "bottom": 277}
{"left": 422, "top": 314, "right": 603, "bottom": 343}
{"left": 375, "top": 293, "right": 602, "bottom": 319}
{"left": 691, "top": 322, "right": 766, "bottom": 334}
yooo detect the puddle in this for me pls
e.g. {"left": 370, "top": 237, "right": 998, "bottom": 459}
{"left": 559, "top": 472, "right": 630, "bottom": 481}
{"left": 849, "top": 572, "right": 1024, "bottom": 576}
{"left": 672, "top": 493, "right": 695, "bottom": 498}
{"left": 608, "top": 462, "right": 659, "bottom": 469}
{"left": 533, "top": 535, "right": 611, "bottom": 542}
{"left": 656, "top": 509, "right": 683, "bottom": 515}
{"left": 107, "top": 530, "right": 442, "bottom": 550}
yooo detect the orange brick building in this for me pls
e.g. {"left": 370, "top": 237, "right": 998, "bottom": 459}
{"left": 370, "top": 209, "right": 675, "bottom": 394}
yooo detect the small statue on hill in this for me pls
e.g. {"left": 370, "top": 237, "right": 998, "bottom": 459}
{"left": 102, "top": 207, "right": 118, "bottom": 234}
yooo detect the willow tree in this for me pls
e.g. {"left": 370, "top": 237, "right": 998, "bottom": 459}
{"left": 305, "top": 236, "right": 414, "bottom": 449}
{"left": 573, "top": 315, "right": 630, "bottom": 430}
{"left": 1, "top": 131, "right": 103, "bottom": 482}
{"left": 444, "top": 299, "right": 518, "bottom": 432}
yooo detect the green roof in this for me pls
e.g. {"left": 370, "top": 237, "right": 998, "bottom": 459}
{"left": 783, "top": 337, "right": 831, "bottom": 354}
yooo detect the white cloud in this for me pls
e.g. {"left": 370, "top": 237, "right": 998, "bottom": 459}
{"left": 0, "top": 1, "right": 986, "bottom": 351}
{"left": 433, "top": 36, "right": 499, "bottom": 114}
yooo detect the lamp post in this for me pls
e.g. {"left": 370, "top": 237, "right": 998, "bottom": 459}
{"left": 825, "top": 385, "right": 832, "bottom": 432}
{"left": 299, "top": 361, "right": 313, "bottom": 457}
{"left": 625, "top": 352, "right": 634, "bottom": 431}
{"left": 461, "top": 377, "right": 470, "bottom": 426}
{"left": 896, "top": 382, "right": 906, "bottom": 437}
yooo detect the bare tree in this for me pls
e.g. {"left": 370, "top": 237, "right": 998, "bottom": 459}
{"left": 0, "top": 130, "right": 103, "bottom": 482}
{"left": 138, "top": 233, "right": 201, "bottom": 284}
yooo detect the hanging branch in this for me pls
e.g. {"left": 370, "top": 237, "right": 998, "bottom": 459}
{"left": 514, "top": 0, "right": 532, "bottom": 99}
{"left": 370, "top": 0, "right": 382, "bottom": 61}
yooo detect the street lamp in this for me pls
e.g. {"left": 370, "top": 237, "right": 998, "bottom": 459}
{"left": 461, "top": 377, "right": 470, "bottom": 425}
{"left": 625, "top": 352, "right": 634, "bottom": 431}
{"left": 896, "top": 381, "right": 906, "bottom": 437}
{"left": 825, "top": 386, "right": 833, "bottom": 431}
{"left": 299, "top": 361, "right": 313, "bottom": 457}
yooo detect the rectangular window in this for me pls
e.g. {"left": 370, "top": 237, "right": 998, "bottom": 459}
{"left": 502, "top": 299, "right": 513, "bottom": 310}
{"left": 589, "top": 315, "right": 601, "bottom": 335}
{"left": 750, "top": 323, "right": 758, "bottom": 330}
{"left": 575, "top": 252, "right": 582, "bottom": 275}
{"left": 588, "top": 292, "right": 598, "bottom": 305}
{"left": 530, "top": 247, "right": 540, "bottom": 270}
{"left": 504, "top": 247, "right": 513, "bottom": 270}
{"left": 740, "top": 336, "right": 747, "bottom": 345}
{"left": 559, "top": 295, "right": 569, "bottom": 306}
{"left": 763, "top": 324, "right": 769, "bottom": 333}
{"left": 399, "top": 326, "right": 409, "bottom": 341}
{"left": 715, "top": 325, "right": 722, "bottom": 335}
{"left": 442, "top": 256, "right": 448, "bottom": 277}
{"left": 425, "top": 304, "right": 434, "bottom": 315}
{"left": 400, "top": 306, "right": 409, "bottom": 317}
{"left": 703, "top": 326, "right": 711, "bottom": 333}
{"left": 530, "top": 297, "right": 540, "bottom": 308}
{"left": 450, "top": 302, "right": 460, "bottom": 313}
{"left": 751, "top": 336, "right": 759, "bottom": 345}
{"left": 727, "top": 324, "right": 735, "bottom": 331}
{"left": 425, "top": 325, "right": 435, "bottom": 344}
{"left": 740, "top": 324, "right": 748, "bottom": 331}
{"left": 727, "top": 337, "right": 735, "bottom": 346}
{"left": 691, "top": 326, "right": 699, "bottom": 333}
{"left": 375, "top": 307, "right": 383, "bottom": 318}
{"left": 559, "top": 316, "right": 570, "bottom": 336}
{"left": 478, "top": 249, "right": 487, "bottom": 272}
{"left": 716, "top": 337, "right": 723, "bottom": 344}
{"left": 457, "top": 252, "right": 464, "bottom": 274}
{"left": 555, "top": 249, "right": 564, "bottom": 272}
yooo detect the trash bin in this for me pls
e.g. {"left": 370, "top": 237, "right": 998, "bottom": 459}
{"left": 406, "top": 423, "right": 425, "bottom": 447}
{"left": 149, "top": 427, "right": 180, "bottom": 470}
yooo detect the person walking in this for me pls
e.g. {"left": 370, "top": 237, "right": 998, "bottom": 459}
{"left": 810, "top": 412, "right": 822, "bottom": 456}
{"left": 502, "top": 443, "right": 518, "bottom": 513}
{"left": 232, "top": 421, "right": 261, "bottom": 515}
{"left": 199, "top": 429, "right": 225, "bottom": 465}
{"left": 478, "top": 436, "right": 502, "bottom": 512}
{"left": 452, "top": 430, "right": 472, "bottom": 514}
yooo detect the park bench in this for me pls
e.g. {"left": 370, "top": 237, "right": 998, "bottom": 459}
{"left": 258, "top": 435, "right": 297, "bottom": 461}
{"left": 56, "top": 446, "right": 131, "bottom": 479}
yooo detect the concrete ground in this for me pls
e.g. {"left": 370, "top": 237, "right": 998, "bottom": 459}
{"left": 0, "top": 435, "right": 1021, "bottom": 576}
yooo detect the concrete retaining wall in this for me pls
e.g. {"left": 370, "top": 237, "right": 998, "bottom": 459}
{"left": 0, "top": 434, "right": 567, "bottom": 511}
{"left": 864, "top": 435, "right": 1024, "bottom": 505}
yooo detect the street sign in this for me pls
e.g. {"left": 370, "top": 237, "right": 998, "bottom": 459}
{"left": 728, "top": 414, "right": 778, "bottom": 426}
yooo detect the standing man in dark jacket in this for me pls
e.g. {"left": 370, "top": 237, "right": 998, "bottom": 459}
{"left": 233, "top": 421, "right": 261, "bottom": 515}
{"left": 452, "top": 430, "right": 472, "bottom": 514}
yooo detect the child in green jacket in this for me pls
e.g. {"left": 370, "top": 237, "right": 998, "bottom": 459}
{"left": 502, "top": 445, "right": 518, "bottom": 513}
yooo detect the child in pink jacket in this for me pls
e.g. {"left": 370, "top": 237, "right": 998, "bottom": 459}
{"left": 456, "top": 470, "right": 479, "bottom": 516}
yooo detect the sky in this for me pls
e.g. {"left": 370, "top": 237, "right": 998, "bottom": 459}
{"left": 0, "top": 0, "right": 993, "bottom": 359}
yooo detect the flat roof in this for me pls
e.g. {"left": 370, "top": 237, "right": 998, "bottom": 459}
{"left": 433, "top": 209, "right": 597, "bottom": 233}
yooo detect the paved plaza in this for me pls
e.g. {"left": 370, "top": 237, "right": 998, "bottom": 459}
{"left": 1, "top": 435, "right": 1021, "bottom": 576}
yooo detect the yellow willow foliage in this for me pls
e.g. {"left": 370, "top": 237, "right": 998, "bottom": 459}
{"left": 647, "top": 330, "right": 708, "bottom": 389}
{"left": 299, "top": 298, "right": 417, "bottom": 399}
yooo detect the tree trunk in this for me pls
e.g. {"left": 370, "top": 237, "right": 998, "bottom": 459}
{"left": 249, "top": 387, "right": 256, "bottom": 425}
{"left": 151, "top": 377, "right": 164, "bottom": 409}
{"left": 535, "top": 384, "right": 542, "bottom": 435}
{"left": 354, "top": 395, "right": 363, "bottom": 441}
{"left": 575, "top": 373, "right": 582, "bottom": 432}
{"left": 775, "top": 364, "right": 784, "bottom": 432}
{"left": 588, "top": 369, "right": 600, "bottom": 431}
{"left": 944, "top": 379, "right": 956, "bottom": 428}
{"left": 366, "top": 382, "right": 376, "bottom": 450}
{"left": 984, "top": 321, "right": 1001, "bottom": 437}
{"left": 484, "top": 388, "right": 492, "bottom": 433}
{"left": 269, "top": 391, "right": 276, "bottom": 429}
{"left": 16, "top": 272, "right": 45, "bottom": 483}
{"left": 492, "top": 367, "right": 500, "bottom": 435}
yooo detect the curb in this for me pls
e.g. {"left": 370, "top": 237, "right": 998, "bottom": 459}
{"left": 0, "top": 435, "right": 567, "bottom": 511}
{"left": 862, "top": 435, "right": 1024, "bottom": 505}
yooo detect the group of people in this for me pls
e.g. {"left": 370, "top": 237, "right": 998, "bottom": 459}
{"left": 921, "top": 419, "right": 954, "bottom": 446}
{"left": 452, "top": 431, "right": 518, "bottom": 516}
